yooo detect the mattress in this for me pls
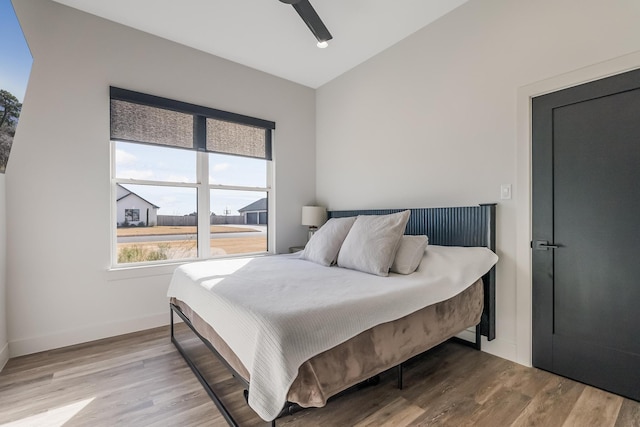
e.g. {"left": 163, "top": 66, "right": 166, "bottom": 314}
{"left": 171, "top": 277, "right": 483, "bottom": 409}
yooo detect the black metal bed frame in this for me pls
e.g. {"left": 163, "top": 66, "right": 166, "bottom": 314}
{"left": 170, "top": 204, "right": 497, "bottom": 426}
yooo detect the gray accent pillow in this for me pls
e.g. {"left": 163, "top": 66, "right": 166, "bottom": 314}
{"left": 390, "top": 235, "right": 429, "bottom": 274}
{"left": 337, "top": 210, "right": 411, "bottom": 276}
{"left": 301, "top": 216, "right": 357, "bottom": 266}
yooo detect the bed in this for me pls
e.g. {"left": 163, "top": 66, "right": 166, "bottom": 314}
{"left": 168, "top": 204, "right": 498, "bottom": 426}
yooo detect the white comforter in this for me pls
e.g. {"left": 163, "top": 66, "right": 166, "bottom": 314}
{"left": 166, "top": 245, "right": 498, "bottom": 421}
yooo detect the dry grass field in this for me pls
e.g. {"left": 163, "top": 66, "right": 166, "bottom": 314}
{"left": 117, "top": 225, "right": 258, "bottom": 237}
{"left": 116, "top": 225, "right": 265, "bottom": 263}
{"left": 117, "top": 236, "right": 267, "bottom": 261}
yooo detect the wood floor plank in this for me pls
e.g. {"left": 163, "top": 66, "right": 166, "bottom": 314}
{"left": 1, "top": 325, "right": 639, "bottom": 427}
{"left": 403, "top": 345, "right": 492, "bottom": 404}
{"left": 354, "top": 396, "right": 425, "bottom": 427}
{"left": 281, "top": 376, "right": 401, "bottom": 427}
{"left": 510, "top": 375, "right": 585, "bottom": 427}
{"left": 460, "top": 387, "right": 531, "bottom": 427}
{"left": 562, "top": 386, "right": 624, "bottom": 427}
{"left": 473, "top": 359, "right": 553, "bottom": 404}
{"left": 615, "top": 399, "right": 640, "bottom": 427}
{"left": 406, "top": 352, "right": 509, "bottom": 425}
{"left": 411, "top": 395, "right": 479, "bottom": 426}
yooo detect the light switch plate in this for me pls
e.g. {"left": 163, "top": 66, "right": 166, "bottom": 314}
{"left": 501, "top": 184, "right": 512, "bottom": 200}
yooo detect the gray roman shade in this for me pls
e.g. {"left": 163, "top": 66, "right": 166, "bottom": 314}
{"left": 110, "top": 100, "right": 194, "bottom": 149}
{"left": 206, "top": 118, "right": 267, "bottom": 159}
{"left": 110, "top": 87, "right": 274, "bottom": 160}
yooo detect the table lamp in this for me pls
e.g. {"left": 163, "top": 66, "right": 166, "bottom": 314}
{"left": 301, "top": 206, "right": 327, "bottom": 241}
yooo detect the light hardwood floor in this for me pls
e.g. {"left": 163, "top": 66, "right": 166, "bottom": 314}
{"left": 1, "top": 325, "right": 639, "bottom": 426}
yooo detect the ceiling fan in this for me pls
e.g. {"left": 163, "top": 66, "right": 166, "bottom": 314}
{"left": 279, "top": 0, "right": 333, "bottom": 48}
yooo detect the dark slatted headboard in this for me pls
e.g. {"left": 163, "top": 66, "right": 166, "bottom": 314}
{"left": 328, "top": 203, "right": 497, "bottom": 341}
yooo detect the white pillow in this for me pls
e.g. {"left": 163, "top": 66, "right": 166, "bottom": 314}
{"left": 390, "top": 235, "right": 429, "bottom": 274}
{"left": 337, "top": 210, "right": 411, "bottom": 276}
{"left": 301, "top": 216, "right": 357, "bottom": 266}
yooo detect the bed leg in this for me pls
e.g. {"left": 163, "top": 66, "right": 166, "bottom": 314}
{"left": 397, "top": 363, "right": 403, "bottom": 390}
{"left": 475, "top": 323, "right": 482, "bottom": 351}
{"left": 170, "top": 304, "right": 174, "bottom": 339}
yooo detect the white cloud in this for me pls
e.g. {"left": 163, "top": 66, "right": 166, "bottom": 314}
{"left": 212, "top": 163, "right": 230, "bottom": 172}
{"left": 115, "top": 149, "right": 136, "bottom": 165}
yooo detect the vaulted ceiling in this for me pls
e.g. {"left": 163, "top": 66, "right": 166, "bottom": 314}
{"left": 51, "top": 0, "right": 468, "bottom": 88}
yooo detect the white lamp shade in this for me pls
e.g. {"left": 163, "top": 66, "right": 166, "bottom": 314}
{"left": 301, "top": 206, "right": 327, "bottom": 227}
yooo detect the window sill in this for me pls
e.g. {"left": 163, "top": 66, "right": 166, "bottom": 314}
{"left": 107, "top": 261, "right": 186, "bottom": 282}
{"left": 106, "top": 252, "right": 273, "bottom": 282}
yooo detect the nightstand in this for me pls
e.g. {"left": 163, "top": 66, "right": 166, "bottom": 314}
{"left": 289, "top": 245, "right": 305, "bottom": 253}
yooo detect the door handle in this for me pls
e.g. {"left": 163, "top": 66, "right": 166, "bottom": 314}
{"left": 532, "top": 240, "right": 560, "bottom": 250}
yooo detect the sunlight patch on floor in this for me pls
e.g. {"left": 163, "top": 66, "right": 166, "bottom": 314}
{"left": 0, "top": 398, "right": 95, "bottom": 427}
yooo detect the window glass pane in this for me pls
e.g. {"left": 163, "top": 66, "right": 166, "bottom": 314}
{"left": 111, "top": 99, "right": 194, "bottom": 149}
{"left": 115, "top": 141, "right": 196, "bottom": 183}
{"left": 208, "top": 153, "right": 267, "bottom": 187}
{"left": 116, "top": 184, "right": 197, "bottom": 264}
{"left": 210, "top": 189, "right": 267, "bottom": 256}
{"left": 206, "top": 118, "right": 266, "bottom": 159}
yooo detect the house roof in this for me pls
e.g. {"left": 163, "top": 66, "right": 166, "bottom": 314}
{"left": 116, "top": 184, "right": 160, "bottom": 209}
{"left": 238, "top": 197, "right": 267, "bottom": 213}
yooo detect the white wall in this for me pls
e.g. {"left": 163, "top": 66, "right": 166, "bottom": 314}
{"left": 0, "top": 174, "right": 8, "bottom": 369}
{"left": 316, "top": 0, "right": 640, "bottom": 364}
{"left": 7, "top": 0, "right": 316, "bottom": 356}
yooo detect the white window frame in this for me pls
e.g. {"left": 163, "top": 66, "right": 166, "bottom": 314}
{"left": 110, "top": 141, "right": 274, "bottom": 269}
{"left": 109, "top": 87, "right": 275, "bottom": 269}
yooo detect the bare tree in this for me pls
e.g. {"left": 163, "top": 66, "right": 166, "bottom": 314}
{"left": 0, "top": 89, "right": 22, "bottom": 173}
{"left": 0, "top": 89, "right": 22, "bottom": 130}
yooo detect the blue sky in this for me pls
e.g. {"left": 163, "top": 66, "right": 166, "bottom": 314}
{"left": 0, "top": 0, "right": 32, "bottom": 102}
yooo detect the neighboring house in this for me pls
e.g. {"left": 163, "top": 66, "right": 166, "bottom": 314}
{"left": 116, "top": 184, "right": 159, "bottom": 226}
{"left": 238, "top": 198, "right": 267, "bottom": 225}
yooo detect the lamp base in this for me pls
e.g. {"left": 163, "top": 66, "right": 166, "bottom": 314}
{"left": 307, "top": 226, "right": 318, "bottom": 242}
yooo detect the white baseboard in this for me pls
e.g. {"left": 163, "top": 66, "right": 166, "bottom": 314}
{"left": 0, "top": 342, "right": 9, "bottom": 372}
{"left": 455, "top": 328, "right": 519, "bottom": 365}
{"left": 9, "top": 312, "right": 176, "bottom": 358}
{"left": 483, "top": 337, "right": 518, "bottom": 364}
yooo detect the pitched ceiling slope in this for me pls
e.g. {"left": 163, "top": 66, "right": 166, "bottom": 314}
{"left": 51, "top": 0, "right": 468, "bottom": 88}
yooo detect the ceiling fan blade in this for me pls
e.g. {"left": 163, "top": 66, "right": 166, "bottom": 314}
{"left": 289, "top": 0, "right": 333, "bottom": 43}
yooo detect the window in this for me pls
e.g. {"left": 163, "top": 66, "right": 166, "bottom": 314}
{"left": 125, "top": 209, "right": 139, "bottom": 222}
{"left": 110, "top": 87, "right": 275, "bottom": 266}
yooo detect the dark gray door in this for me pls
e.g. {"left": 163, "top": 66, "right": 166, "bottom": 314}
{"left": 532, "top": 68, "right": 640, "bottom": 401}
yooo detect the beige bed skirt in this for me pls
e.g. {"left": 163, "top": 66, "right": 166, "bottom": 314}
{"left": 171, "top": 278, "right": 483, "bottom": 409}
